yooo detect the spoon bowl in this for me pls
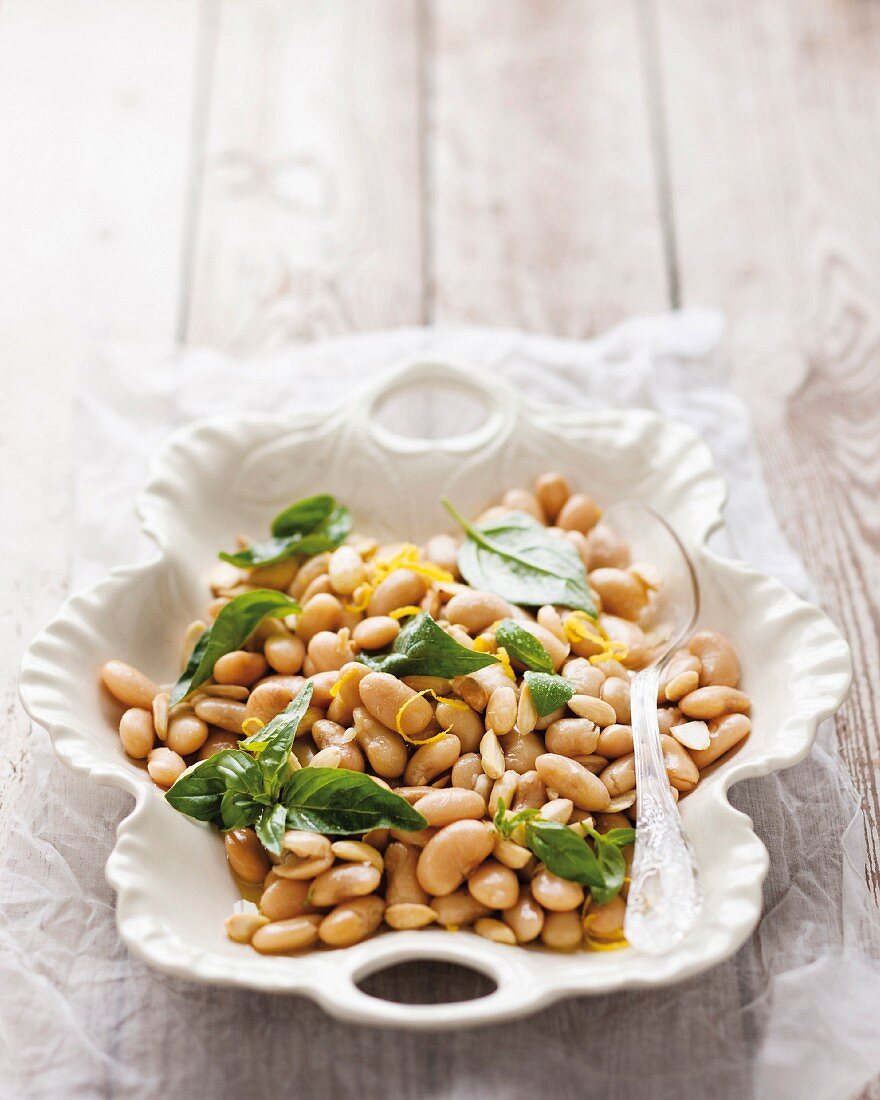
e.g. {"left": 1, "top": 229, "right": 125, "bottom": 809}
{"left": 602, "top": 501, "right": 703, "bottom": 954}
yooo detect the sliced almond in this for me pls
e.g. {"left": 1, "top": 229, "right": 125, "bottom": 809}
{"left": 331, "top": 840, "right": 384, "bottom": 872}
{"left": 151, "top": 692, "right": 169, "bottom": 741}
{"left": 670, "top": 720, "right": 711, "bottom": 751}
{"left": 607, "top": 790, "right": 637, "bottom": 812}
{"left": 479, "top": 730, "right": 505, "bottom": 780}
{"left": 309, "top": 746, "right": 342, "bottom": 768}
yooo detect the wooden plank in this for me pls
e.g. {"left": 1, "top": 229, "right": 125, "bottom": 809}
{"left": 429, "top": 0, "right": 669, "bottom": 333}
{"left": 655, "top": 0, "right": 880, "bottom": 895}
{"left": 0, "top": 0, "right": 203, "bottom": 837}
{"left": 184, "top": 0, "right": 423, "bottom": 348}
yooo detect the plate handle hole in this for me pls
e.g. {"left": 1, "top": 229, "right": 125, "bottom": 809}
{"left": 368, "top": 377, "right": 493, "bottom": 442}
{"left": 355, "top": 960, "right": 497, "bottom": 1005}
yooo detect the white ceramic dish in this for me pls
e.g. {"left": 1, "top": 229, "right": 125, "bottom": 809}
{"left": 19, "top": 360, "right": 852, "bottom": 1028}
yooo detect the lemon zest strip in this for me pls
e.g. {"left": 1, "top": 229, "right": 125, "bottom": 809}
{"left": 583, "top": 912, "right": 628, "bottom": 951}
{"left": 589, "top": 641, "right": 629, "bottom": 666}
{"left": 432, "top": 693, "right": 468, "bottom": 710}
{"left": 395, "top": 688, "right": 458, "bottom": 744}
{"left": 495, "top": 646, "right": 516, "bottom": 681}
{"left": 584, "top": 935, "right": 629, "bottom": 952}
{"left": 344, "top": 583, "right": 373, "bottom": 613}
{"left": 389, "top": 604, "right": 422, "bottom": 620}
{"left": 370, "top": 544, "right": 454, "bottom": 587}
{"left": 329, "top": 666, "right": 360, "bottom": 699}
{"left": 564, "top": 611, "right": 629, "bottom": 666}
{"left": 563, "top": 610, "right": 602, "bottom": 645}
{"left": 241, "top": 716, "right": 265, "bottom": 738}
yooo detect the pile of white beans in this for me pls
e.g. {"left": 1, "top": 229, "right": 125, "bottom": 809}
{"left": 100, "top": 471, "right": 751, "bottom": 954}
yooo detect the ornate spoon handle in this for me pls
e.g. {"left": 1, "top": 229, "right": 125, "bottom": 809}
{"left": 623, "top": 665, "right": 702, "bottom": 954}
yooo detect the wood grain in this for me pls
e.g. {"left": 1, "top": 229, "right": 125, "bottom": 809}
{"left": 654, "top": 0, "right": 880, "bottom": 896}
{"left": 0, "top": 2, "right": 876, "bottom": 1094}
{"left": 0, "top": 0, "right": 204, "bottom": 837}
{"left": 184, "top": 0, "right": 424, "bottom": 349}
{"left": 429, "top": 0, "right": 669, "bottom": 333}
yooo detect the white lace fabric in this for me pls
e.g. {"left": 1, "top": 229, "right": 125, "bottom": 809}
{"left": 2, "top": 314, "right": 878, "bottom": 1100}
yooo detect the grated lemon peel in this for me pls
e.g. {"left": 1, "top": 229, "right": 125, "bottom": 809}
{"left": 563, "top": 611, "right": 629, "bottom": 666}
{"left": 344, "top": 584, "right": 373, "bottom": 613}
{"left": 433, "top": 693, "right": 468, "bottom": 710}
{"left": 389, "top": 604, "right": 422, "bottom": 620}
{"left": 589, "top": 641, "right": 629, "bottom": 666}
{"left": 495, "top": 646, "right": 516, "bottom": 681}
{"left": 584, "top": 935, "right": 629, "bottom": 952}
{"left": 583, "top": 912, "right": 628, "bottom": 951}
{"left": 345, "top": 546, "right": 451, "bottom": 613}
{"left": 394, "top": 688, "right": 461, "bottom": 744}
{"left": 329, "top": 666, "right": 360, "bottom": 699}
{"left": 241, "top": 716, "right": 265, "bottom": 738}
{"left": 370, "top": 544, "right": 454, "bottom": 587}
{"left": 563, "top": 610, "right": 601, "bottom": 644}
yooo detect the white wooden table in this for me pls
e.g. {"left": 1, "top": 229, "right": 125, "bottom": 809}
{"left": 1, "top": 0, "right": 878, "bottom": 915}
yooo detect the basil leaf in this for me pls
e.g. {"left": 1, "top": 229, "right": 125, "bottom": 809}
{"left": 585, "top": 827, "right": 628, "bottom": 905}
{"left": 442, "top": 500, "right": 597, "bottom": 616}
{"left": 358, "top": 612, "right": 499, "bottom": 678}
{"left": 492, "top": 796, "right": 539, "bottom": 839}
{"left": 165, "top": 749, "right": 263, "bottom": 825}
{"left": 524, "top": 818, "right": 606, "bottom": 890}
{"left": 603, "top": 827, "right": 637, "bottom": 848}
{"left": 170, "top": 589, "right": 299, "bottom": 705}
{"left": 493, "top": 798, "right": 510, "bottom": 836}
{"left": 255, "top": 802, "right": 288, "bottom": 856}
{"left": 246, "top": 682, "right": 314, "bottom": 795}
{"left": 220, "top": 788, "right": 261, "bottom": 830}
{"left": 173, "top": 628, "right": 211, "bottom": 707}
{"left": 270, "top": 494, "right": 334, "bottom": 537}
{"left": 292, "top": 503, "right": 351, "bottom": 554}
{"left": 495, "top": 619, "right": 554, "bottom": 673}
{"left": 212, "top": 749, "right": 265, "bottom": 794}
{"left": 163, "top": 757, "right": 228, "bottom": 824}
{"left": 283, "top": 768, "right": 428, "bottom": 835}
{"left": 220, "top": 501, "right": 352, "bottom": 568}
{"left": 523, "top": 670, "right": 574, "bottom": 717}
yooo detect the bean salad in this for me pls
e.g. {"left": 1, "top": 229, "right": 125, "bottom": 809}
{"left": 100, "top": 472, "right": 751, "bottom": 955}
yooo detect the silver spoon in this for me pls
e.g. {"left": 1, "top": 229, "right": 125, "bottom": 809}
{"left": 601, "top": 501, "right": 703, "bottom": 954}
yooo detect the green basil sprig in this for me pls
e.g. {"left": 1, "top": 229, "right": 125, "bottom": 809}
{"left": 358, "top": 612, "right": 499, "bottom": 679}
{"left": 165, "top": 683, "right": 427, "bottom": 852}
{"left": 494, "top": 799, "right": 635, "bottom": 906}
{"left": 255, "top": 803, "right": 289, "bottom": 855}
{"left": 239, "top": 681, "right": 316, "bottom": 791}
{"left": 582, "top": 826, "right": 634, "bottom": 905}
{"left": 165, "top": 749, "right": 264, "bottom": 829}
{"left": 602, "top": 827, "right": 638, "bottom": 848}
{"left": 165, "top": 685, "right": 314, "bottom": 851}
{"left": 442, "top": 499, "right": 597, "bottom": 616}
{"left": 170, "top": 588, "right": 299, "bottom": 706}
{"left": 492, "top": 801, "right": 540, "bottom": 839}
{"left": 523, "top": 670, "right": 574, "bottom": 717}
{"left": 219, "top": 494, "right": 352, "bottom": 568}
{"left": 283, "top": 769, "right": 427, "bottom": 835}
{"left": 271, "top": 494, "right": 340, "bottom": 537}
{"left": 494, "top": 619, "right": 554, "bottom": 673}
